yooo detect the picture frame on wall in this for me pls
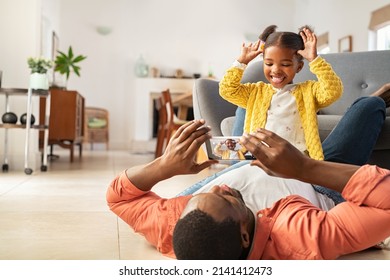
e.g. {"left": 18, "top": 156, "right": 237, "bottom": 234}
{"left": 338, "top": 35, "right": 352, "bottom": 52}
{"left": 51, "top": 31, "right": 60, "bottom": 86}
{"left": 51, "top": 31, "right": 59, "bottom": 61}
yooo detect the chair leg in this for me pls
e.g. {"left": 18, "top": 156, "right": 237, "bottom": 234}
{"left": 165, "top": 126, "right": 180, "bottom": 147}
{"left": 160, "top": 126, "right": 176, "bottom": 157}
{"left": 155, "top": 127, "right": 166, "bottom": 158}
{"left": 70, "top": 144, "right": 74, "bottom": 162}
{"left": 165, "top": 130, "right": 172, "bottom": 150}
{"left": 79, "top": 143, "right": 82, "bottom": 158}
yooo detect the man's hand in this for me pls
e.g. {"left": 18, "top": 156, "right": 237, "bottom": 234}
{"left": 160, "top": 120, "right": 218, "bottom": 177}
{"left": 297, "top": 27, "right": 318, "bottom": 62}
{"left": 237, "top": 39, "right": 263, "bottom": 65}
{"left": 240, "top": 128, "right": 359, "bottom": 192}
{"left": 240, "top": 129, "right": 308, "bottom": 179}
{"left": 126, "top": 120, "right": 218, "bottom": 192}
{"left": 371, "top": 83, "right": 390, "bottom": 107}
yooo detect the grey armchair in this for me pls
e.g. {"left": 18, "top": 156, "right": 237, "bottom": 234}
{"left": 193, "top": 50, "right": 390, "bottom": 168}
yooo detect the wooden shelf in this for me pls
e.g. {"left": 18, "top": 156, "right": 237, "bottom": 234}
{"left": 0, "top": 88, "right": 49, "bottom": 96}
{"left": 0, "top": 124, "right": 48, "bottom": 129}
{"left": 0, "top": 87, "right": 51, "bottom": 174}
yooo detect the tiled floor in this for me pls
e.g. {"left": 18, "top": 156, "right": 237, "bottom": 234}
{"left": 0, "top": 147, "right": 389, "bottom": 260}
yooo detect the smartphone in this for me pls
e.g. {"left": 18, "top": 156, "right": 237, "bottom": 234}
{"left": 205, "top": 136, "right": 256, "bottom": 162}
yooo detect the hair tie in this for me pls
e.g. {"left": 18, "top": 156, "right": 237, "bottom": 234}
{"left": 260, "top": 41, "right": 265, "bottom": 51}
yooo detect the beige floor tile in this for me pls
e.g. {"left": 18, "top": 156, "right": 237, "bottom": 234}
{"left": 117, "top": 218, "right": 169, "bottom": 260}
{"left": 119, "top": 231, "right": 171, "bottom": 260}
{"left": 0, "top": 237, "right": 119, "bottom": 260}
{"left": 0, "top": 181, "right": 110, "bottom": 212}
{"left": 0, "top": 174, "right": 32, "bottom": 195}
{"left": 0, "top": 194, "right": 109, "bottom": 212}
{"left": 0, "top": 212, "right": 118, "bottom": 260}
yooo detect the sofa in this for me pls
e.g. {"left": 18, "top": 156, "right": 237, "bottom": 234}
{"left": 193, "top": 50, "right": 390, "bottom": 169}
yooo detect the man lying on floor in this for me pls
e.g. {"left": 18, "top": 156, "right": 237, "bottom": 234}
{"left": 107, "top": 93, "right": 390, "bottom": 259}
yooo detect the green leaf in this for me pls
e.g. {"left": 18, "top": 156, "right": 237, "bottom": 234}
{"left": 27, "top": 57, "right": 53, "bottom": 74}
{"left": 53, "top": 46, "right": 87, "bottom": 81}
{"left": 68, "top": 46, "right": 74, "bottom": 59}
{"left": 73, "top": 55, "right": 87, "bottom": 63}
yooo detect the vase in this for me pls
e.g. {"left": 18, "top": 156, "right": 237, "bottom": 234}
{"left": 51, "top": 72, "right": 67, "bottom": 89}
{"left": 29, "top": 73, "right": 49, "bottom": 90}
{"left": 134, "top": 55, "right": 149, "bottom": 77}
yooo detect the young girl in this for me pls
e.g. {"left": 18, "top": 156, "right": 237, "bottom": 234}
{"left": 219, "top": 25, "right": 343, "bottom": 160}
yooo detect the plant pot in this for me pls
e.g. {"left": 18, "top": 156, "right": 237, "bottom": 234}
{"left": 30, "top": 73, "right": 49, "bottom": 90}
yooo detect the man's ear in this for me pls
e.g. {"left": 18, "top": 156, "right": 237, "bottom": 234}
{"left": 240, "top": 226, "right": 251, "bottom": 248}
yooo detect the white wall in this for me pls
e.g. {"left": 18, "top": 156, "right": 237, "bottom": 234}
{"left": 0, "top": 0, "right": 43, "bottom": 171}
{"left": 57, "top": 0, "right": 294, "bottom": 150}
{"left": 0, "top": 0, "right": 41, "bottom": 86}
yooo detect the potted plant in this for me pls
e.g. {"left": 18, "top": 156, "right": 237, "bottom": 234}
{"left": 27, "top": 57, "right": 53, "bottom": 90}
{"left": 53, "top": 46, "right": 87, "bottom": 88}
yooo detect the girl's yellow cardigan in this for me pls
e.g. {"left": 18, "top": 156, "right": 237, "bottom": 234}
{"left": 219, "top": 56, "right": 343, "bottom": 160}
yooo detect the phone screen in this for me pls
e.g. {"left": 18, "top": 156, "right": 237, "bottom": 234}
{"left": 205, "top": 136, "right": 256, "bottom": 162}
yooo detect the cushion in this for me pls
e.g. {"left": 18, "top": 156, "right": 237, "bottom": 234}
{"left": 220, "top": 117, "right": 235, "bottom": 136}
{"left": 88, "top": 118, "right": 107, "bottom": 128}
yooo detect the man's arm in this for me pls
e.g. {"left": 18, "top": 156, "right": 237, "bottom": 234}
{"left": 240, "top": 128, "right": 359, "bottom": 193}
{"left": 126, "top": 120, "right": 218, "bottom": 191}
{"left": 106, "top": 120, "right": 217, "bottom": 257}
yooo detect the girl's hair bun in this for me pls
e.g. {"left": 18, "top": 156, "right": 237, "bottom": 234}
{"left": 259, "top": 25, "right": 277, "bottom": 42}
{"left": 298, "top": 25, "right": 314, "bottom": 33}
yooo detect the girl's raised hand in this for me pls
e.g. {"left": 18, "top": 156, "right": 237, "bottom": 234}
{"left": 298, "top": 28, "right": 318, "bottom": 62}
{"left": 237, "top": 39, "right": 263, "bottom": 65}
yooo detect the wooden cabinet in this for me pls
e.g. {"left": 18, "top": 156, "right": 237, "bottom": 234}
{"left": 39, "top": 89, "right": 85, "bottom": 162}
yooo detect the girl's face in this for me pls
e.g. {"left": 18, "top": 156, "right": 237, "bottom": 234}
{"left": 263, "top": 46, "right": 304, "bottom": 89}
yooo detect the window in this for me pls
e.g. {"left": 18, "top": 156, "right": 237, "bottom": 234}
{"left": 369, "top": 4, "right": 390, "bottom": 50}
{"left": 376, "top": 24, "right": 390, "bottom": 50}
{"left": 317, "top": 32, "right": 330, "bottom": 54}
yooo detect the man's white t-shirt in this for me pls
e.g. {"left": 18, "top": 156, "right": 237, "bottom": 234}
{"left": 194, "top": 163, "right": 335, "bottom": 213}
